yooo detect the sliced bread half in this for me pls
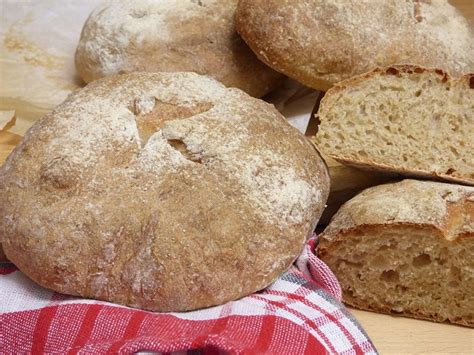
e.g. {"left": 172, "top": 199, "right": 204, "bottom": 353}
{"left": 318, "top": 179, "right": 474, "bottom": 327}
{"left": 313, "top": 65, "right": 474, "bottom": 185}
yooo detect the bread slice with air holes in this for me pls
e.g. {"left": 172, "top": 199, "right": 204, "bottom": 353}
{"left": 313, "top": 65, "right": 474, "bottom": 186}
{"left": 318, "top": 179, "right": 474, "bottom": 327}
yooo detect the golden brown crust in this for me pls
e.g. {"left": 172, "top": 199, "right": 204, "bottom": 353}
{"left": 313, "top": 65, "right": 474, "bottom": 185}
{"left": 75, "top": 0, "right": 283, "bottom": 98}
{"left": 0, "top": 245, "right": 7, "bottom": 262}
{"left": 320, "top": 180, "right": 474, "bottom": 241}
{"left": 236, "top": 0, "right": 474, "bottom": 91}
{"left": 0, "top": 72, "right": 330, "bottom": 312}
{"left": 313, "top": 65, "right": 469, "bottom": 102}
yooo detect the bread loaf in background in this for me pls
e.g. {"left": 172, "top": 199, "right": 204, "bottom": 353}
{"left": 318, "top": 156, "right": 397, "bottom": 226}
{"left": 314, "top": 65, "right": 474, "bottom": 185}
{"left": 319, "top": 179, "right": 474, "bottom": 327}
{"left": 235, "top": 0, "right": 474, "bottom": 91}
{"left": 75, "top": 0, "right": 283, "bottom": 98}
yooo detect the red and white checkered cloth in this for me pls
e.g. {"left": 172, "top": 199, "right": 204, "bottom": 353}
{"left": 0, "top": 237, "right": 377, "bottom": 354}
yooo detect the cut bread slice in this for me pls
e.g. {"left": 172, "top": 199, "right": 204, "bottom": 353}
{"left": 318, "top": 179, "right": 474, "bottom": 327}
{"left": 313, "top": 65, "right": 474, "bottom": 185}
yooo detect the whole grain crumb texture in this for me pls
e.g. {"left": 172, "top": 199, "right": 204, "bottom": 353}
{"left": 314, "top": 66, "right": 474, "bottom": 185}
{"left": 0, "top": 72, "right": 329, "bottom": 312}
{"left": 319, "top": 180, "right": 474, "bottom": 327}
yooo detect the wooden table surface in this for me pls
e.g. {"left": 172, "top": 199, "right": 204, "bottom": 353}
{"left": 0, "top": 1, "right": 473, "bottom": 354}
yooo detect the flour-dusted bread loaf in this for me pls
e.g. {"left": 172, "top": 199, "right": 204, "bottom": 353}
{"left": 75, "top": 0, "right": 283, "bottom": 98}
{"left": 235, "top": 0, "right": 474, "bottom": 91}
{"left": 0, "top": 72, "right": 330, "bottom": 312}
{"left": 318, "top": 179, "right": 474, "bottom": 327}
{"left": 313, "top": 65, "right": 474, "bottom": 185}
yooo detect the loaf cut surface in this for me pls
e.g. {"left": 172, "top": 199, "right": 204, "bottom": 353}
{"left": 314, "top": 65, "right": 474, "bottom": 185}
{"left": 236, "top": 0, "right": 474, "bottom": 91}
{"left": 319, "top": 180, "right": 474, "bottom": 327}
{"left": 0, "top": 72, "right": 329, "bottom": 312}
{"left": 75, "top": 0, "right": 283, "bottom": 97}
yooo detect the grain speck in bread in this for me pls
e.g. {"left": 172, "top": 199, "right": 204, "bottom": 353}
{"left": 314, "top": 65, "right": 474, "bottom": 185}
{"left": 319, "top": 179, "right": 474, "bottom": 327}
{"left": 235, "top": 0, "right": 474, "bottom": 91}
{"left": 75, "top": 0, "right": 284, "bottom": 98}
{"left": 0, "top": 72, "right": 330, "bottom": 312}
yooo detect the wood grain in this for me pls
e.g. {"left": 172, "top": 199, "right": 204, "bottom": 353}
{"left": 351, "top": 309, "right": 474, "bottom": 355}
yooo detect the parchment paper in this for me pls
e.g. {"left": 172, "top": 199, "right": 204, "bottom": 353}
{"left": 0, "top": 0, "right": 102, "bottom": 135}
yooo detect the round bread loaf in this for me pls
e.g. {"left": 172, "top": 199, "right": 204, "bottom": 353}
{"left": 235, "top": 0, "right": 474, "bottom": 91}
{"left": 0, "top": 72, "right": 330, "bottom": 312}
{"left": 75, "top": 0, "right": 284, "bottom": 98}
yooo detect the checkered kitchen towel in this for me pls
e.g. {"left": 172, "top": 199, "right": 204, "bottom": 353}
{"left": 0, "top": 237, "right": 377, "bottom": 354}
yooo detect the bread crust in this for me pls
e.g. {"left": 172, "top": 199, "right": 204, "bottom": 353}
{"left": 313, "top": 65, "right": 474, "bottom": 185}
{"left": 0, "top": 72, "right": 329, "bottom": 312}
{"left": 320, "top": 179, "right": 474, "bottom": 240}
{"left": 235, "top": 0, "right": 474, "bottom": 91}
{"left": 0, "top": 245, "right": 6, "bottom": 262}
{"left": 75, "top": 0, "right": 283, "bottom": 98}
{"left": 318, "top": 180, "right": 474, "bottom": 327}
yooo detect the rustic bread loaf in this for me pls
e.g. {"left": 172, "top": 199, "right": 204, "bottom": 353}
{"left": 313, "top": 65, "right": 474, "bottom": 185}
{"left": 75, "top": 0, "right": 283, "bottom": 97}
{"left": 235, "top": 0, "right": 474, "bottom": 91}
{"left": 0, "top": 72, "right": 330, "bottom": 312}
{"left": 319, "top": 179, "right": 474, "bottom": 327}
